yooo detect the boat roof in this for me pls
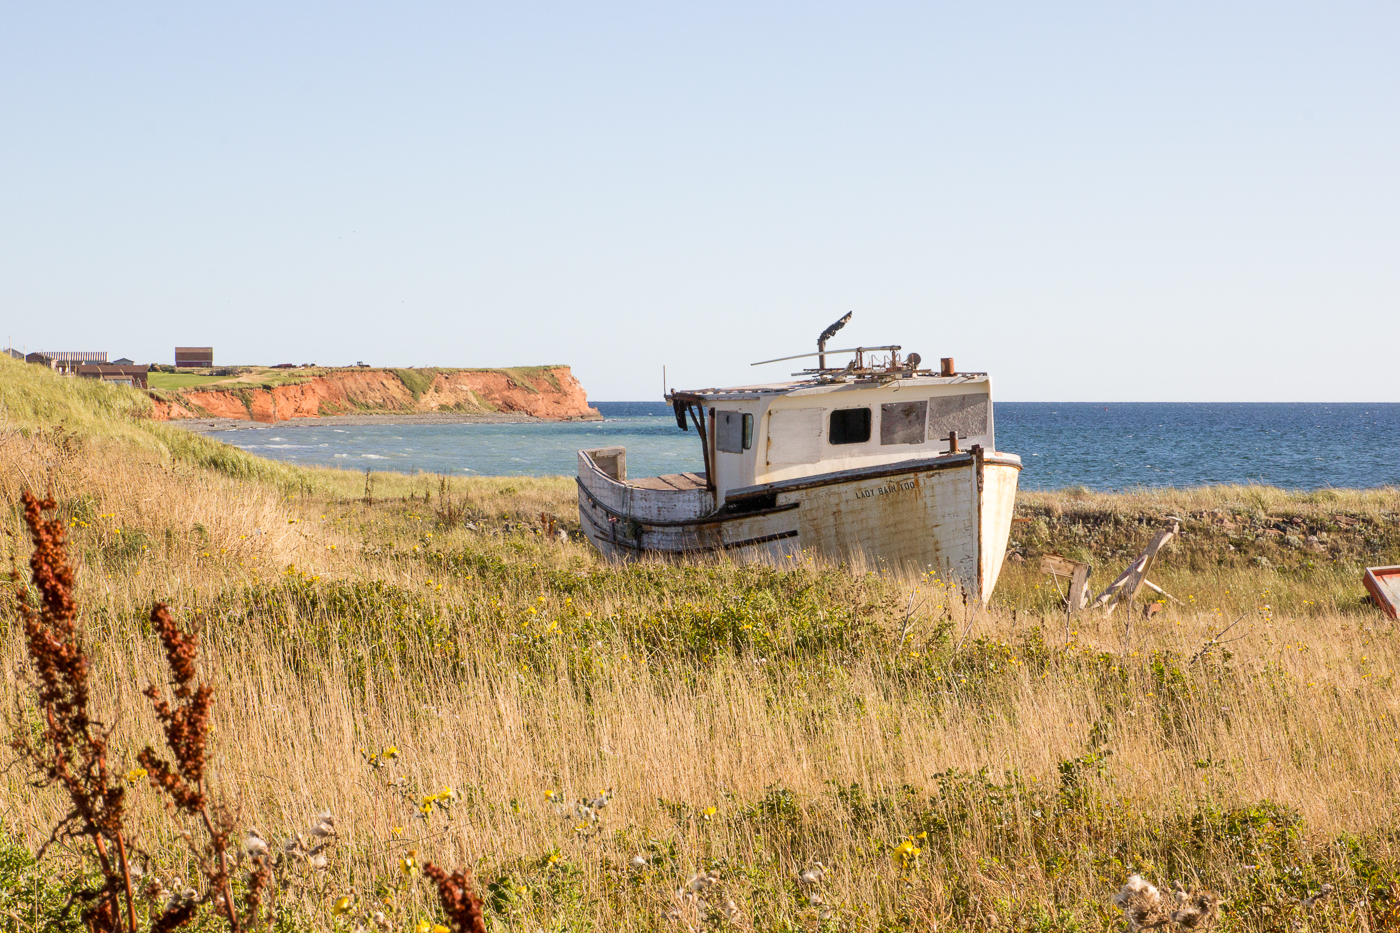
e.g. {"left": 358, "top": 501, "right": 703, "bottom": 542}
{"left": 672, "top": 372, "right": 989, "bottom": 403}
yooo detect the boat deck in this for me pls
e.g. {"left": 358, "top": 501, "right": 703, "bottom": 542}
{"left": 624, "top": 472, "right": 708, "bottom": 492}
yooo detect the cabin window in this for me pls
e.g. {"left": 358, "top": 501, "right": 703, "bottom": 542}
{"left": 880, "top": 400, "right": 927, "bottom": 445}
{"left": 927, "top": 394, "right": 989, "bottom": 442}
{"left": 716, "top": 410, "right": 752, "bottom": 453}
{"left": 828, "top": 407, "right": 871, "bottom": 445}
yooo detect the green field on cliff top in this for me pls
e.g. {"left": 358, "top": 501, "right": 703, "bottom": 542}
{"left": 147, "top": 364, "right": 568, "bottom": 393}
{"left": 2, "top": 354, "right": 1400, "bottom": 933}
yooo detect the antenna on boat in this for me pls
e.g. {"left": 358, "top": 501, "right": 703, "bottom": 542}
{"left": 750, "top": 345, "right": 899, "bottom": 366}
{"left": 817, "top": 312, "right": 852, "bottom": 369}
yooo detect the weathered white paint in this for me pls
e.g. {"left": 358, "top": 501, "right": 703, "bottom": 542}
{"left": 978, "top": 457, "right": 1020, "bottom": 597}
{"left": 754, "top": 379, "right": 995, "bottom": 493}
{"left": 578, "top": 448, "right": 1022, "bottom": 602}
{"left": 766, "top": 408, "right": 824, "bottom": 465}
{"left": 576, "top": 368, "right": 1022, "bottom": 602}
{"left": 578, "top": 450, "right": 714, "bottom": 524}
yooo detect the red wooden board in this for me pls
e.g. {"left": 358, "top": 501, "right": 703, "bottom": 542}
{"left": 1364, "top": 566, "right": 1400, "bottom": 621}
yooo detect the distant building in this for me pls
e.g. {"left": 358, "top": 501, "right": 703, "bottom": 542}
{"left": 78, "top": 364, "right": 150, "bottom": 390}
{"left": 175, "top": 346, "right": 213, "bottom": 368}
{"left": 3, "top": 348, "right": 23, "bottom": 360}
{"left": 28, "top": 351, "right": 108, "bottom": 375}
{"left": 112, "top": 357, "right": 135, "bottom": 365}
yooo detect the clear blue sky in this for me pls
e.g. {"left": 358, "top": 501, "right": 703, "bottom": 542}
{"left": 3, "top": 3, "right": 1396, "bottom": 401}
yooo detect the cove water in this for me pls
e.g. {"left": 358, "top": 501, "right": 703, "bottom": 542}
{"left": 206, "top": 402, "right": 1400, "bottom": 491}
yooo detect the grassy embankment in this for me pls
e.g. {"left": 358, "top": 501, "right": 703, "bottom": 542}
{"left": 2, "top": 354, "right": 1399, "bottom": 932}
{"left": 147, "top": 372, "right": 231, "bottom": 390}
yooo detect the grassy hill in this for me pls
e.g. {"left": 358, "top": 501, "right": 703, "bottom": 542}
{"left": 2, "top": 356, "right": 1397, "bottom": 932}
{"left": 0, "top": 354, "right": 305, "bottom": 481}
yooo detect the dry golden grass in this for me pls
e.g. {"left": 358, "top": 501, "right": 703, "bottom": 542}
{"left": 2, "top": 372, "right": 1397, "bottom": 931}
{"left": 1001, "top": 482, "right": 1400, "bottom": 622}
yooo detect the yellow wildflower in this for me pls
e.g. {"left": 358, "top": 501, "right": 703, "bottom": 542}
{"left": 893, "top": 837, "right": 922, "bottom": 870}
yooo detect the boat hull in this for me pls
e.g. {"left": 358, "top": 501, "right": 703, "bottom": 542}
{"left": 577, "top": 448, "right": 1021, "bottom": 602}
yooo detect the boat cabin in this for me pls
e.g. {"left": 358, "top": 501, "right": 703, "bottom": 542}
{"left": 671, "top": 370, "right": 995, "bottom": 505}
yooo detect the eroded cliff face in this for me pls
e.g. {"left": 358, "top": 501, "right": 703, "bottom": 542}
{"left": 150, "top": 367, "right": 599, "bottom": 423}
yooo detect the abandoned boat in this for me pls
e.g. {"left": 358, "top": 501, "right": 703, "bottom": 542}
{"left": 576, "top": 317, "right": 1023, "bottom": 602}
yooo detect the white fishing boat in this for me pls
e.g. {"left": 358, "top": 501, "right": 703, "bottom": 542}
{"left": 576, "top": 316, "right": 1023, "bottom": 602}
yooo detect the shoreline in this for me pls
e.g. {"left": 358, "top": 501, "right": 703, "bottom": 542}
{"left": 160, "top": 411, "right": 603, "bottom": 434}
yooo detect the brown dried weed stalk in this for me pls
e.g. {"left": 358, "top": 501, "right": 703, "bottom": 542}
{"left": 423, "top": 862, "right": 487, "bottom": 933}
{"left": 9, "top": 489, "right": 138, "bottom": 933}
{"left": 138, "top": 602, "right": 263, "bottom": 932}
{"left": 10, "top": 490, "right": 268, "bottom": 932}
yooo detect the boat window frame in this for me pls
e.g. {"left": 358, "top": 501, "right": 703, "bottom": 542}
{"left": 828, "top": 407, "right": 872, "bottom": 446}
{"left": 880, "top": 399, "right": 928, "bottom": 446}
{"left": 716, "top": 410, "right": 751, "bottom": 454}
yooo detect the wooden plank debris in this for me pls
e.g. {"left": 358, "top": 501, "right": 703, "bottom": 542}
{"left": 1140, "top": 579, "right": 1185, "bottom": 604}
{"left": 1039, "top": 555, "right": 1080, "bottom": 577}
{"left": 1040, "top": 554, "right": 1093, "bottom": 617}
{"left": 1068, "top": 562, "right": 1092, "bottom": 618}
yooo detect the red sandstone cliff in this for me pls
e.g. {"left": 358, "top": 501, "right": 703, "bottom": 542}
{"left": 149, "top": 366, "right": 600, "bottom": 423}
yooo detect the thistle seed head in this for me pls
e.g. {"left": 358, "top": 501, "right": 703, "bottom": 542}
{"left": 309, "top": 811, "right": 336, "bottom": 838}
{"left": 1301, "top": 884, "right": 1334, "bottom": 911}
{"left": 245, "top": 829, "right": 270, "bottom": 859}
{"left": 1171, "top": 892, "right": 1221, "bottom": 929}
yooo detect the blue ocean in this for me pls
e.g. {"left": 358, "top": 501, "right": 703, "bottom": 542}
{"left": 206, "top": 402, "right": 1400, "bottom": 491}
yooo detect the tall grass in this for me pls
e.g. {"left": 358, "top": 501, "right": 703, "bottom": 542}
{"left": 2, "top": 365, "right": 1395, "bottom": 931}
